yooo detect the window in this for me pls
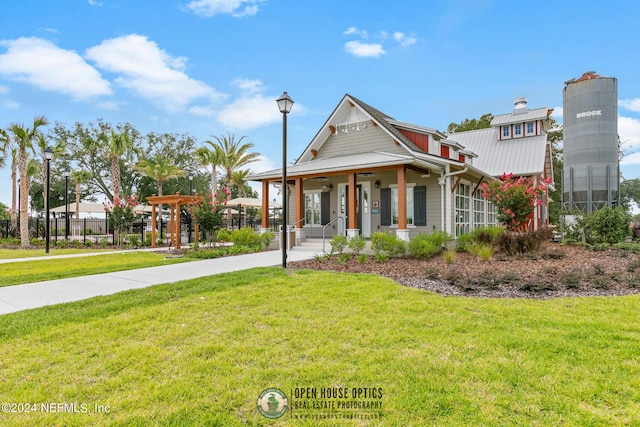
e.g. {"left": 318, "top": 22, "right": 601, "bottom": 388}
{"left": 526, "top": 121, "right": 535, "bottom": 135}
{"left": 391, "top": 186, "right": 414, "bottom": 226}
{"left": 502, "top": 126, "right": 510, "bottom": 138}
{"left": 381, "top": 185, "right": 426, "bottom": 227}
{"left": 455, "top": 183, "right": 470, "bottom": 237}
{"left": 487, "top": 201, "right": 497, "bottom": 225}
{"left": 514, "top": 124, "right": 522, "bottom": 136}
{"left": 304, "top": 192, "right": 321, "bottom": 226}
{"left": 473, "top": 190, "right": 485, "bottom": 228}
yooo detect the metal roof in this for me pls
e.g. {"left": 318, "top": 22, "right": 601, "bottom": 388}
{"left": 247, "top": 151, "right": 442, "bottom": 181}
{"left": 448, "top": 128, "right": 548, "bottom": 177}
{"left": 490, "top": 107, "right": 550, "bottom": 126}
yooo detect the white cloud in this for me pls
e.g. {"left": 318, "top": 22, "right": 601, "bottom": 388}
{"left": 620, "top": 98, "right": 640, "bottom": 112}
{"left": 551, "top": 106, "right": 563, "bottom": 123}
{"left": 217, "top": 94, "right": 281, "bottom": 129}
{"left": 0, "top": 84, "right": 9, "bottom": 95}
{"left": 344, "top": 41, "right": 385, "bottom": 58}
{"left": 393, "top": 32, "right": 416, "bottom": 47}
{"left": 343, "top": 27, "right": 368, "bottom": 38}
{"left": 85, "top": 34, "right": 224, "bottom": 111}
{"left": 88, "top": 0, "right": 103, "bottom": 5}
{"left": 185, "top": 0, "right": 264, "bottom": 17}
{"left": 619, "top": 116, "right": 640, "bottom": 156}
{"left": 0, "top": 37, "right": 112, "bottom": 100}
{"left": 233, "top": 78, "right": 264, "bottom": 95}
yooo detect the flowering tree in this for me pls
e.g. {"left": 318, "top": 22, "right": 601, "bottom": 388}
{"left": 189, "top": 187, "right": 231, "bottom": 245}
{"left": 482, "top": 173, "right": 552, "bottom": 230}
{"left": 103, "top": 195, "right": 140, "bottom": 245}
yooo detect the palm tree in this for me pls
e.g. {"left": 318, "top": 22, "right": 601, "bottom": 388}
{"left": 106, "top": 130, "right": 133, "bottom": 201}
{"left": 212, "top": 133, "right": 260, "bottom": 226}
{"left": 195, "top": 144, "right": 222, "bottom": 198}
{"left": 71, "top": 170, "right": 92, "bottom": 219}
{"left": 0, "top": 129, "right": 13, "bottom": 225}
{"left": 135, "top": 157, "right": 185, "bottom": 198}
{"left": 8, "top": 148, "right": 18, "bottom": 227}
{"left": 9, "top": 116, "right": 49, "bottom": 247}
{"left": 231, "top": 169, "right": 250, "bottom": 198}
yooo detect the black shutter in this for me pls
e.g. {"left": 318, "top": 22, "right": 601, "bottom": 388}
{"left": 414, "top": 186, "right": 426, "bottom": 226}
{"left": 321, "top": 192, "right": 330, "bottom": 225}
{"left": 380, "top": 188, "right": 391, "bottom": 226}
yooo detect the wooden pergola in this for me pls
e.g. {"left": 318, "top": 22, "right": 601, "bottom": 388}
{"left": 146, "top": 193, "right": 203, "bottom": 248}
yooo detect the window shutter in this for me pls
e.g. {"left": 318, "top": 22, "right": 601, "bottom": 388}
{"left": 380, "top": 188, "right": 391, "bottom": 226}
{"left": 321, "top": 192, "right": 330, "bottom": 225}
{"left": 414, "top": 186, "right": 426, "bottom": 226}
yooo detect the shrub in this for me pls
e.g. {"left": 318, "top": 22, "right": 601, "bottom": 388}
{"left": 228, "top": 227, "right": 261, "bottom": 248}
{"left": 259, "top": 231, "right": 275, "bottom": 249}
{"left": 560, "top": 268, "right": 582, "bottom": 289}
{"left": 469, "top": 243, "right": 492, "bottom": 261}
{"left": 330, "top": 235, "right": 348, "bottom": 255}
{"left": 217, "top": 228, "right": 231, "bottom": 242}
{"left": 409, "top": 231, "right": 450, "bottom": 259}
{"left": 472, "top": 226, "right": 503, "bottom": 246}
{"left": 371, "top": 232, "right": 405, "bottom": 259}
{"left": 455, "top": 233, "right": 474, "bottom": 252}
{"left": 495, "top": 230, "right": 546, "bottom": 255}
{"left": 357, "top": 254, "right": 368, "bottom": 264}
{"left": 348, "top": 235, "right": 366, "bottom": 256}
{"left": 586, "top": 207, "right": 632, "bottom": 245}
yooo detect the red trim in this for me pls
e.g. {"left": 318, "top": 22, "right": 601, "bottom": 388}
{"left": 398, "top": 129, "right": 429, "bottom": 153}
{"left": 441, "top": 146, "right": 450, "bottom": 158}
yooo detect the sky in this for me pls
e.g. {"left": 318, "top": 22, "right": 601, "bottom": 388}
{"left": 1, "top": 0, "right": 640, "bottom": 207}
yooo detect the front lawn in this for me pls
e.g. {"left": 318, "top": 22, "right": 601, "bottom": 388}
{"left": 0, "top": 252, "right": 190, "bottom": 287}
{"left": 0, "top": 268, "right": 638, "bottom": 426}
{"left": 0, "top": 248, "right": 115, "bottom": 260}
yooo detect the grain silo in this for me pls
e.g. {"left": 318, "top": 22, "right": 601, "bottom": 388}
{"left": 562, "top": 71, "right": 619, "bottom": 212}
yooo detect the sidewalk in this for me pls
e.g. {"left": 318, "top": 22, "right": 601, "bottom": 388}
{"left": 0, "top": 247, "right": 320, "bottom": 316}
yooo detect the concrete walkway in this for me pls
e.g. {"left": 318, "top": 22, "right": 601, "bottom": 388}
{"left": 0, "top": 246, "right": 320, "bottom": 316}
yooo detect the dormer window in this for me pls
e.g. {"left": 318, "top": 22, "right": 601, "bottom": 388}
{"left": 514, "top": 124, "right": 522, "bottom": 136}
{"left": 526, "top": 121, "right": 535, "bottom": 135}
{"left": 502, "top": 126, "right": 510, "bottom": 138}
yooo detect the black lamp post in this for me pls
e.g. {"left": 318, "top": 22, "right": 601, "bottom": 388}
{"left": 44, "top": 147, "right": 54, "bottom": 253}
{"left": 63, "top": 167, "right": 70, "bottom": 240}
{"left": 276, "top": 91, "right": 294, "bottom": 268}
{"left": 188, "top": 172, "right": 194, "bottom": 195}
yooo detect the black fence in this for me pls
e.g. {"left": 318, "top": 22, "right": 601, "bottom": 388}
{"left": 0, "top": 216, "right": 283, "bottom": 246}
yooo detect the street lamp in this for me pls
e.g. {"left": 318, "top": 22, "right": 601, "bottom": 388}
{"left": 44, "top": 147, "right": 54, "bottom": 253}
{"left": 276, "top": 91, "right": 294, "bottom": 268}
{"left": 188, "top": 172, "right": 194, "bottom": 195}
{"left": 63, "top": 167, "right": 71, "bottom": 240}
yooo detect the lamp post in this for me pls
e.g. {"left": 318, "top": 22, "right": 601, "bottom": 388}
{"left": 188, "top": 172, "right": 194, "bottom": 195}
{"left": 63, "top": 167, "right": 70, "bottom": 240}
{"left": 44, "top": 147, "right": 54, "bottom": 253}
{"left": 276, "top": 91, "right": 294, "bottom": 268}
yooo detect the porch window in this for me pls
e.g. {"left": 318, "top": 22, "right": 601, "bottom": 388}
{"left": 455, "top": 183, "right": 470, "bottom": 236}
{"left": 304, "top": 191, "right": 321, "bottom": 226}
{"left": 391, "top": 186, "right": 414, "bottom": 226}
{"left": 487, "top": 201, "right": 497, "bottom": 225}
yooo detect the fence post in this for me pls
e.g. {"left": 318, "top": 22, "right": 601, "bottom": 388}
{"left": 83, "top": 218, "right": 87, "bottom": 244}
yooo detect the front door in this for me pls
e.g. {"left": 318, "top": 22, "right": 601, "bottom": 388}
{"left": 345, "top": 184, "right": 362, "bottom": 235}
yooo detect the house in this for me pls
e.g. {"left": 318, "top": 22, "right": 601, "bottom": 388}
{"left": 248, "top": 94, "right": 553, "bottom": 243}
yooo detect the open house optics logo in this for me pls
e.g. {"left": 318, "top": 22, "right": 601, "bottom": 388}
{"left": 256, "top": 388, "right": 288, "bottom": 419}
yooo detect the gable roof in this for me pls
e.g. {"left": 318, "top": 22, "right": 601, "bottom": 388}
{"left": 491, "top": 107, "right": 552, "bottom": 126}
{"left": 449, "top": 128, "right": 548, "bottom": 177}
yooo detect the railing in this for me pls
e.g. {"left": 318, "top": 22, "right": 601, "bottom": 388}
{"left": 322, "top": 217, "right": 344, "bottom": 253}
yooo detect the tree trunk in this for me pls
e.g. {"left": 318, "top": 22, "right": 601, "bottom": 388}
{"left": 75, "top": 183, "right": 80, "bottom": 223}
{"left": 111, "top": 156, "right": 121, "bottom": 201}
{"left": 10, "top": 161, "right": 16, "bottom": 227}
{"left": 18, "top": 148, "right": 29, "bottom": 247}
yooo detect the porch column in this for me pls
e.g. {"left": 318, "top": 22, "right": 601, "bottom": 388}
{"left": 294, "top": 177, "right": 304, "bottom": 245}
{"left": 261, "top": 180, "right": 270, "bottom": 232}
{"left": 347, "top": 172, "right": 359, "bottom": 237}
{"left": 175, "top": 202, "right": 181, "bottom": 248}
{"left": 151, "top": 202, "right": 157, "bottom": 248}
{"left": 396, "top": 166, "right": 409, "bottom": 242}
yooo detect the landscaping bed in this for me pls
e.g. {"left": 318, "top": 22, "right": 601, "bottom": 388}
{"left": 289, "top": 242, "right": 640, "bottom": 299}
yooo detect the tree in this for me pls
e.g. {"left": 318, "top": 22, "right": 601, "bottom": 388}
{"left": 231, "top": 169, "right": 250, "bottom": 198}
{"left": 135, "top": 157, "right": 184, "bottom": 199}
{"left": 9, "top": 116, "right": 49, "bottom": 247}
{"left": 447, "top": 113, "right": 494, "bottom": 134}
{"left": 195, "top": 144, "right": 222, "bottom": 197}
{"left": 35, "top": 134, "right": 66, "bottom": 217}
{"left": 212, "top": 133, "right": 260, "bottom": 226}
{"left": 71, "top": 170, "right": 92, "bottom": 218}
{"left": 546, "top": 118, "right": 563, "bottom": 223}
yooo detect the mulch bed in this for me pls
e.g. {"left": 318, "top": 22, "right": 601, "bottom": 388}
{"left": 288, "top": 243, "right": 640, "bottom": 299}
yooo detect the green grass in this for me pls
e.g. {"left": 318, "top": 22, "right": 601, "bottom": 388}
{"left": 0, "top": 248, "right": 115, "bottom": 260}
{"left": 0, "top": 268, "right": 639, "bottom": 426}
{"left": 0, "top": 252, "right": 190, "bottom": 287}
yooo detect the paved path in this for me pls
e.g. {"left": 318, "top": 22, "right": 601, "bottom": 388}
{"left": 0, "top": 247, "right": 319, "bottom": 316}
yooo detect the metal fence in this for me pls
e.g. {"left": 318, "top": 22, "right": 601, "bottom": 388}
{"left": 0, "top": 216, "right": 283, "bottom": 246}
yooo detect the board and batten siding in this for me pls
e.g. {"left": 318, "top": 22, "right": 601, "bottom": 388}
{"left": 318, "top": 129, "right": 407, "bottom": 158}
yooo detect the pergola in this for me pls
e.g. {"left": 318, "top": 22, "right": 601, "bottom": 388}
{"left": 146, "top": 193, "right": 203, "bottom": 248}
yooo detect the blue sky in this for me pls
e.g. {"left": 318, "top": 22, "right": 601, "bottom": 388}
{"left": 1, "top": 0, "right": 640, "bottom": 207}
